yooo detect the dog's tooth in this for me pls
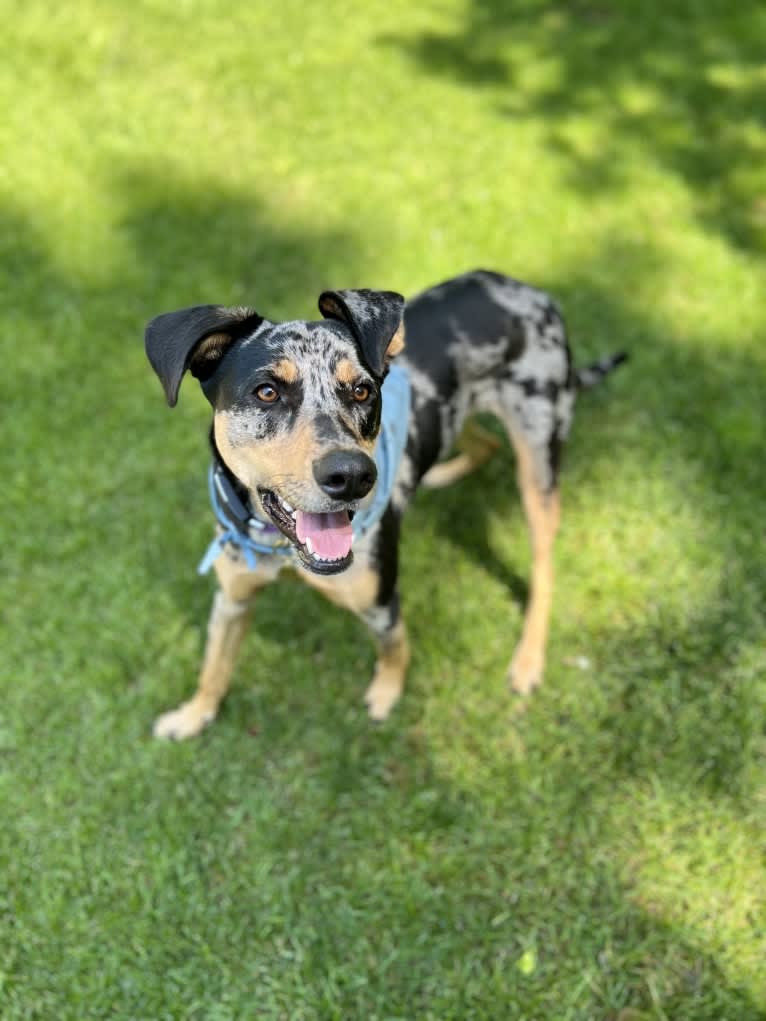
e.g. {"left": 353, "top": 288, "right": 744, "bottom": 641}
{"left": 281, "top": 498, "right": 293, "bottom": 513}
{"left": 305, "top": 536, "right": 314, "bottom": 556}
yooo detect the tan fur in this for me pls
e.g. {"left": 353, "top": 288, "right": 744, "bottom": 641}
{"left": 301, "top": 558, "right": 409, "bottom": 720}
{"left": 215, "top": 413, "right": 319, "bottom": 498}
{"left": 273, "top": 358, "right": 298, "bottom": 384}
{"left": 318, "top": 295, "right": 344, "bottom": 321}
{"left": 300, "top": 556, "right": 379, "bottom": 613}
{"left": 190, "top": 331, "right": 235, "bottom": 372}
{"left": 421, "top": 420, "right": 501, "bottom": 488}
{"left": 506, "top": 436, "right": 560, "bottom": 695}
{"left": 153, "top": 547, "right": 408, "bottom": 736}
{"left": 152, "top": 547, "right": 279, "bottom": 739}
{"left": 386, "top": 323, "right": 405, "bottom": 360}
{"left": 336, "top": 358, "right": 359, "bottom": 385}
{"left": 364, "top": 618, "right": 410, "bottom": 721}
{"left": 215, "top": 399, "right": 379, "bottom": 503}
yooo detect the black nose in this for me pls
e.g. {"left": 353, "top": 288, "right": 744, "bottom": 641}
{"left": 313, "top": 450, "right": 377, "bottom": 501}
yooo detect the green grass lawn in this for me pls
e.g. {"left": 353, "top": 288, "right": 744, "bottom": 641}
{"left": 2, "top": 1, "right": 765, "bottom": 1017}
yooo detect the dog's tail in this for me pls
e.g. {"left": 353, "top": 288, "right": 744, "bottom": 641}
{"left": 575, "top": 351, "right": 628, "bottom": 390}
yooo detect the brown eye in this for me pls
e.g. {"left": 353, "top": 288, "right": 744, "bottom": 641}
{"left": 254, "top": 383, "right": 279, "bottom": 403}
{"left": 352, "top": 383, "right": 371, "bottom": 403}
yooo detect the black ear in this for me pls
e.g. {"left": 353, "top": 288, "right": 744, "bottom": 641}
{"left": 318, "top": 289, "right": 405, "bottom": 377}
{"left": 144, "top": 305, "right": 263, "bottom": 406}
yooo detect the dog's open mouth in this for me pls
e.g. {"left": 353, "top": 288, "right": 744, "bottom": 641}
{"left": 259, "top": 490, "right": 354, "bottom": 574}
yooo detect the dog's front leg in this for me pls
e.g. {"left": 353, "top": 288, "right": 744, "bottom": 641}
{"left": 152, "top": 590, "right": 252, "bottom": 740}
{"left": 358, "top": 509, "right": 411, "bottom": 721}
{"left": 363, "top": 601, "right": 411, "bottom": 722}
{"left": 309, "top": 577, "right": 411, "bottom": 721}
{"left": 153, "top": 550, "right": 274, "bottom": 740}
{"left": 304, "top": 519, "right": 410, "bottom": 721}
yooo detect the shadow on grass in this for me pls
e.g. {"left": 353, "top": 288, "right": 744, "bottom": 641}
{"left": 171, "top": 654, "right": 766, "bottom": 1017}
{"left": 4, "top": 175, "right": 764, "bottom": 1016}
{"left": 0, "top": 165, "right": 372, "bottom": 607}
{"left": 112, "top": 164, "right": 366, "bottom": 318}
{"left": 118, "top": 175, "right": 762, "bottom": 1012}
{"left": 379, "top": 0, "right": 766, "bottom": 257}
{"left": 407, "top": 239, "right": 764, "bottom": 806}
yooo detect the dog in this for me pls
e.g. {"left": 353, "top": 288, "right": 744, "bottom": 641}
{"left": 145, "top": 269, "right": 625, "bottom": 738}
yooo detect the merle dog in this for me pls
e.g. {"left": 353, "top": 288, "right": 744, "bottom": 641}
{"left": 145, "top": 270, "right": 624, "bottom": 738}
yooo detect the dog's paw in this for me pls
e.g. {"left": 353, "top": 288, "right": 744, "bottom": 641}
{"left": 508, "top": 645, "right": 544, "bottom": 696}
{"left": 363, "top": 675, "right": 403, "bottom": 722}
{"left": 152, "top": 698, "right": 216, "bottom": 740}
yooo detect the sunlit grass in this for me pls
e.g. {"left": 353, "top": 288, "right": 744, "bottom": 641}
{"left": 1, "top": 0, "right": 764, "bottom": 1017}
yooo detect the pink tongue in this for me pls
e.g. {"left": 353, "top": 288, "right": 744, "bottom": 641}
{"left": 295, "top": 509, "right": 353, "bottom": 560}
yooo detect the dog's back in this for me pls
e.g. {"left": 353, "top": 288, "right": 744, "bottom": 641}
{"left": 399, "top": 269, "right": 574, "bottom": 495}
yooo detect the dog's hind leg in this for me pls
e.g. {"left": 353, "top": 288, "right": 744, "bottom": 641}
{"left": 153, "top": 549, "right": 277, "bottom": 739}
{"left": 421, "top": 419, "right": 501, "bottom": 489}
{"left": 505, "top": 430, "right": 561, "bottom": 695}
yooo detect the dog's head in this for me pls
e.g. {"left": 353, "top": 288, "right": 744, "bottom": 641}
{"left": 145, "top": 289, "right": 405, "bottom": 575}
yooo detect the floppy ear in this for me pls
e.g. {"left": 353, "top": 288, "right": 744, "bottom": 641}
{"left": 144, "top": 305, "right": 263, "bottom": 406}
{"left": 318, "top": 289, "right": 405, "bottom": 376}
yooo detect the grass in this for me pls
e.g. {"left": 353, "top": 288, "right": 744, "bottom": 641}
{"left": 1, "top": 0, "right": 765, "bottom": 1017}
